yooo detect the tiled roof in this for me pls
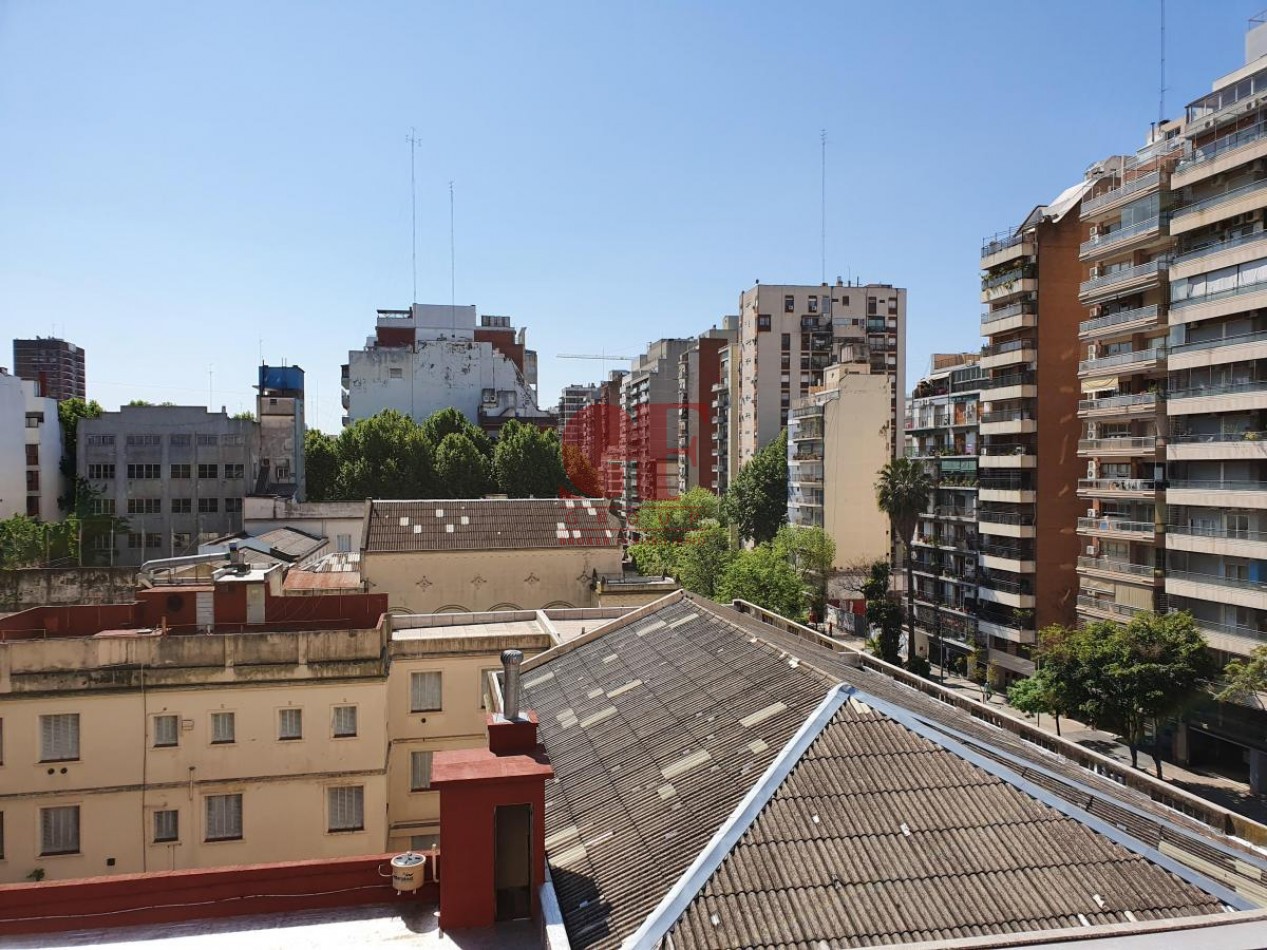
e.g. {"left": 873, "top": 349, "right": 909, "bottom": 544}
{"left": 519, "top": 593, "right": 1267, "bottom": 950}
{"left": 364, "top": 498, "right": 620, "bottom": 553}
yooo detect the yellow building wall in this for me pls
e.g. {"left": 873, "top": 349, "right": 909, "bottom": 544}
{"left": 823, "top": 373, "right": 893, "bottom": 566}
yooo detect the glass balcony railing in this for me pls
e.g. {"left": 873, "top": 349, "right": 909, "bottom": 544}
{"left": 1078, "top": 556, "right": 1155, "bottom": 578}
{"left": 1080, "top": 215, "right": 1164, "bottom": 256}
{"left": 980, "top": 338, "right": 1035, "bottom": 358}
{"left": 1077, "top": 595, "right": 1149, "bottom": 618}
{"left": 981, "top": 229, "right": 1026, "bottom": 259}
{"left": 1175, "top": 227, "right": 1267, "bottom": 265}
{"left": 1082, "top": 170, "right": 1162, "bottom": 214}
{"left": 1171, "top": 327, "right": 1267, "bottom": 354}
{"left": 1077, "top": 345, "right": 1165, "bottom": 373}
{"left": 980, "top": 300, "right": 1036, "bottom": 327}
{"left": 1168, "top": 522, "right": 1267, "bottom": 542}
{"left": 1079, "top": 304, "right": 1160, "bottom": 336}
{"left": 1077, "top": 516, "right": 1155, "bottom": 534}
{"left": 1077, "top": 436, "right": 1157, "bottom": 452}
{"left": 982, "top": 265, "right": 1036, "bottom": 291}
{"left": 1169, "top": 431, "right": 1267, "bottom": 444}
{"left": 1168, "top": 378, "right": 1267, "bottom": 400}
{"left": 1077, "top": 477, "right": 1157, "bottom": 492}
{"left": 1178, "top": 119, "right": 1267, "bottom": 171}
{"left": 1167, "top": 569, "right": 1267, "bottom": 594}
{"left": 978, "top": 371, "right": 1037, "bottom": 391}
{"left": 1172, "top": 177, "right": 1267, "bottom": 222}
{"left": 1077, "top": 392, "right": 1157, "bottom": 413}
{"left": 977, "top": 510, "right": 1036, "bottom": 526}
{"left": 1079, "top": 259, "right": 1167, "bottom": 296}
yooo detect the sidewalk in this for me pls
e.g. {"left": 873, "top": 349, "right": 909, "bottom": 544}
{"left": 825, "top": 627, "right": 1267, "bottom": 825}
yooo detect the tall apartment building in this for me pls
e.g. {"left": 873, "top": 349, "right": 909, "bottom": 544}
{"left": 676, "top": 322, "right": 735, "bottom": 495}
{"left": 787, "top": 363, "right": 892, "bottom": 566}
{"left": 556, "top": 382, "right": 600, "bottom": 437}
{"left": 341, "top": 305, "right": 549, "bottom": 435}
{"left": 905, "top": 356, "right": 982, "bottom": 668}
{"left": 1075, "top": 130, "right": 1185, "bottom": 627}
{"left": 13, "top": 337, "right": 85, "bottom": 402}
{"left": 710, "top": 339, "right": 739, "bottom": 494}
{"left": 23, "top": 377, "right": 64, "bottom": 521}
{"left": 78, "top": 406, "right": 259, "bottom": 565}
{"left": 0, "top": 370, "right": 27, "bottom": 520}
{"left": 254, "top": 364, "right": 305, "bottom": 501}
{"left": 621, "top": 338, "right": 692, "bottom": 515}
{"left": 734, "top": 281, "right": 905, "bottom": 473}
{"left": 977, "top": 182, "right": 1093, "bottom": 681}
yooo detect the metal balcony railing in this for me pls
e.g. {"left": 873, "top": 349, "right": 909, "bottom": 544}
{"left": 978, "top": 475, "right": 1033, "bottom": 491}
{"left": 1078, "top": 556, "right": 1155, "bottom": 578}
{"left": 1167, "top": 569, "right": 1267, "bottom": 594}
{"left": 1184, "top": 615, "right": 1267, "bottom": 647}
{"left": 1077, "top": 595, "right": 1149, "bottom": 618}
{"left": 1175, "top": 227, "right": 1267, "bottom": 265}
{"left": 1079, "top": 259, "right": 1167, "bottom": 296}
{"left": 1082, "top": 170, "right": 1162, "bottom": 214}
{"left": 1077, "top": 436, "right": 1157, "bottom": 452}
{"left": 1168, "top": 478, "right": 1267, "bottom": 491}
{"left": 980, "top": 338, "right": 1036, "bottom": 358}
{"left": 1077, "top": 516, "right": 1155, "bottom": 534}
{"left": 1171, "top": 327, "right": 1267, "bottom": 354}
{"left": 982, "top": 265, "right": 1036, "bottom": 291}
{"left": 1077, "top": 345, "right": 1165, "bottom": 373}
{"left": 1178, "top": 119, "right": 1267, "bottom": 172}
{"left": 1079, "top": 304, "right": 1160, "bottom": 336}
{"left": 979, "top": 443, "right": 1036, "bottom": 457}
{"left": 980, "top": 300, "right": 1036, "bottom": 327}
{"left": 1167, "top": 522, "right": 1267, "bottom": 542}
{"left": 1077, "top": 477, "right": 1157, "bottom": 492}
{"left": 1078, "top": 392, "right": 1157, "bottom": 413}
{"left": 1169, "top": 431, "right": 1267, "bottom": 444}
{"left": 1169, "top": 379, "right": 1267, "bottom": 400}
{"left": 981, "top": 229, "right": 1026, "bottom": 258}
{"left": 977, "top": 510, "right": 1036, "bottom": 526}
{"left": 1172, "top": 177, "right": 1267, "bottom": 222}
{"left": 1080, "top": 215, "right": 1164, "bottom": 256}
{"left": 1171, "top": 275, "right": 1267, "bottom": 311}
{"left": 978, "top": 371, "right": 1037, "bottom": 391}
{"left": 979, "top": 541, "right": 1034, "bottom": 560}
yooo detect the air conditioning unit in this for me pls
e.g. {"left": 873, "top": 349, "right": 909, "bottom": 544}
{"left": 1087, "top": 509, "right": 1096, "bottom": 518}
{"left": 1086, "top": 546, "right": 1096, "bottom": 556}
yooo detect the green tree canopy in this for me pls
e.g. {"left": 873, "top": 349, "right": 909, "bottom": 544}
{"left": 716, "top": 543, "right": 806, "bottom": 619}
{"left": 627, "top": 540, "right": 681, "bottom": 579}
{"left": 874, "top": 456, "right": 934, "bottom": 665}
{"left": 434, "top": 432, "right": 494, "bottom": 498}
{"left": 422, "top": 407, "right": 493, "bottom": 458}
{"left": 561, "top": 442, "right": 603, "bottom": 498}
{"left": 492, "top": 420, "right": 567, "bottom": 497}
{"left": 56, "top": 398, "right": 105, "bottom": 513}
{"left": 675, "top": 522, "right": 737, "bottom": 599}
{"left": 773, "top": 524, "right": 836, "bottom": 619}
{"left": 635, "top": 487, "right": 721, "bottom": 545}
{"left": 861, "top": 560, "right": 902, "bottom": 665}
{"left": 1217, "top": 645, "right": 1267, "bottom": 704}
{"left": 304, "top": 429, "right": 339, "bottom": 502}
{"left": 0, "top": 514, "right": 81, "bottom": 569}
{"left": 722, "top": 429, "right": 788, "bottom": 544}
{"left": 334, "top": 410, "right": 436, "bottom": 499}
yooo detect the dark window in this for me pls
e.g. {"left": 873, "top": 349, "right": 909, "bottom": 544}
{"left": 783, "top": 295, "right": 795, "bottom": 312}
{"left": 171, "top": 464, "right": 191, "bottom": 479}
{"left": 756, "top": 314, "right": 771, "bottom": 332}
{"left": 88, "top": 464, "right": 115, "bottom": 480}
{"left": 224, "top": 497, "right": 242, "bottom": 513}
{"left": 198, "top": 464, "right": 218, "bottom": 479}
{"left": 171, "top": 498, "right": 192, "bottom": 514}
{"left": 25, "top": 444, "right": 38, "bottom": 466}
{"left": 224, "top": 464, "right": 244, "bottom": 479}
{"left": 127, "top": 464, "right": 161, "bottom": 479}
{"left": 198, "top": 497, "right": 219, "bottom": 514}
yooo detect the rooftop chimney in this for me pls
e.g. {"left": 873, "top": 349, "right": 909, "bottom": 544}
{"left": 501, "top": 648, "right": 524, "bottom": 721}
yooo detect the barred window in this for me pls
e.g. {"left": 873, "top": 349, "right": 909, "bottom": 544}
{"left": 40, "top": 714, "right": 79, "bottom": 762}
{"left": 205, "top": 794, "right": 242, "bottom": 841}
{"left": 327, "top": 786, "right": 364, "bottom": 832}
{"left": 210, "top": 711, "right": 235, "bottom": 744}
{"left": 153, "top": 809, "right": 179, "bottom": 842}
{"left": 278, "top": 708, "right": 302, "bottom": 740}
{"left": 332, "top": 705, "right": 357, "bottom": 738}
{"left": 410, "top": 672, "right": 442, "bottom": 712}
{"left": 153, "top": 714, "right": 179, "bottom": 747}
{"left": 411, "top": 750, "right": 433, "bottom": 791}
{"left": 40, "top": 806, "right": 80, "bottom": 855}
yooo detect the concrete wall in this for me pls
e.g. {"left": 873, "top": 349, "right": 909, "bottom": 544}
{"left": 23, "top": 380, "right": 64, "bottom": 521}
{"left": 0, "top": 568, "right": 137, "bottom": 612}
{"left": 822, "top": 371, "right": 893, "bottom": 567}
{"left": 363, "top": 547, "right": 622, "bottom": 614}
{"left": 0, "top": 371, "right": 25, "bottom": 520}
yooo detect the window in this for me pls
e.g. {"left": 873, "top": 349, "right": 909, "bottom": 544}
{"left": 327, "top": 786, "right": 364, "bottom": 832}
{"left": 128, "top": 498, "right": 162, "bottom": 515}
{"left": 756, "top": 315, "right": 771, "bottom": 332}
{"left": 154, "top": 809, "right": 179, "bottom": 843}
{"left": 26, "top": 445, "right": 39, "bottom": 468}
{"left": 410, "top": 832, "right": 439, "bottom": 851}
{"left": 410, "top": 751, "right": 433, "bottom": 791}
{"left": 205, "top": 794, "right": 242, "bottom": 841}
{"left": 389, "top": 367, "right": 404, "bottom": 379}
{"left": 275, "top": 462, "right": 291, "bottom": 480}
{"left": 86, "top": 434, "right": 115, "bottom": 446}
{"left": 26, "top": 470, "right": 39, "bottom": 492}
{"left": 91, "top": 497, "right": 117, "bottom": 516}
{"left": 780, "top": 333, "right": 791, "bottom": 351}
{"left": 40, "top": 714, "right": 79, "bottom": 762}
{"left": 332, "top": 705, "right": 358, "bottom": 738}
{"left": 410, "top": 672, "right": 442, "bottom": 712}
{"left": 87, "top": 463, "right": 115, "bottom": 480}
{"left": 808, "top": 295, "right": 818, "bottom": 313}
{"left": 199, "top": 498, "right": 219, "bottom": 514}
{"left": 210, "top": 711, "right": 235, "bottom": 744}
{"left": 224, "top": 497, "right": 242, "bottom": 514}
{"left": 171, "top": 464, "right": 191, "bottom": 479}
{"left": 127, "top": 463, "right": 161, "bottom": 479}
{"left": 172, "top": 532, "right": 192, "bottom": 551}
{"left": 26, "top": 496, "right": 39, "bottom": 517}
{"left": 170, "top": 434, "right": 191, "bottom": 448}
{"left": 126, "top": 434, "right": 161, "bottom": 446}
{"left": 171, "top": 498, "right": 192, "bottom": 514}
{"left": 783, "top": 294, "right": 795, "bottom": 313}
{"left": 221, "top": 434, "right": 244, "bottom": 446}
{"left": 224, "top": 464, "right": 244, "bottom": 479}
{"left": 25, "top": 412, "right": 43, "bottom": 428}
{"left": 278, "top": 708, "right": 303, "bottom": 740}
{"left": 336, "top": 533, "right": 352, "bottom": 553}
{"left": 146, "top": 533, "right": 162, "bottom": 549}
{"left": 153, "top": 714, "right": 179, "bottom": 747}
{"left": 197, "top": 434, "right": 218, "bottom": 447}
{"left": 198, "top": 464, "right": 218, "bottom": 479}
{"left": 40, "top": 806, "right": 80, "bottom": 855}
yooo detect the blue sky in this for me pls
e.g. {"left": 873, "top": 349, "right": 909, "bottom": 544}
{"left": 3, "top": 1, "right": 1265, "bottom": 432}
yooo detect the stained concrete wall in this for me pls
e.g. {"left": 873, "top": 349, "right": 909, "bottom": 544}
{"left": 0, "top": 568, "right": 137, "bottom": 612}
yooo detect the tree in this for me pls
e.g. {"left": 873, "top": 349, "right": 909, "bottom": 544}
{"left": 0, "top": 514, "right": 80, "bottom": 569}
{"left": 675, "top": 522, "right": 736, "bottom": 598}
{"left": 492, "top": 420, "right": 567, "bottom": 497}
{"left": 627, "top": 540, "right": 680, "bottom": 578}
{"left": 716, "top": 544, "right": 806, "bottom": 619}
{"left": 722, "top": 430, "right": 788, "bottom": 544}
{"left": 874, "top": 456, "right": 934, "bottom": 666}
{"left": 434, "top": 432, "right": 494, "bottom": 498}
{"left": 1217, "top": 645, "right": 1267, "bottom": 705}
{"left": 334, "top": 410, "right": 436, "bottom": 499}
{"left": 861, "top": 560, "right": 902, "bottom": 664}
{"left": 635, "top": 487, "right": 721, "bottom": 545}
{"left": 561, "top": 442, "right": 603, "bottom": 498}
{"left": 125, "top": 399, "right": 153, "bottom": 407}
{"left": 1007, "top": 673, "right": 1058, "bottom": 729}
{"left": 57, "top": 398, "right": 104, "bottom": 512}
{"left": 231, "top": 410, "right": 255, "bottom": 421}
{"left": 773, "top": 524, "right": 836, "bottom": 620}
{"left": 422, "top": 407, "right": 493, "bottom": 459}
{"left": 304, "top": 430, "right": 339, "bottom": 502}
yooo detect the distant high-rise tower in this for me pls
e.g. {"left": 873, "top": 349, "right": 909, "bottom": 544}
{"left": 13, "top": 337, "right": 86, "bottom": 402}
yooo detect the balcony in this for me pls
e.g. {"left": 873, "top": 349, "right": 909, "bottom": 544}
{"left": 1077, "top": 345, "right": 1165, "bottom": 376}
{"left": 1169, "top": 378, "right": 1267, "bottom": 415}
{"left": 979, "top": 409, "right": 1037, "bottom": 436}
{"left": 1079, "top": 215, "right": 1164, "bottom": 260}
{"left": 1081, "top": 170, "right": 1162, "bottom": 216}
{"left": 1171, "top": 177, "right": 1267, "bottom": 236}
{"left": 980, "top": 300, "right": 1037, "bottom": 333}
{"left": 933, "top": 505, "right": 977, "bottom": 521}
{"left": 978, "top": 443, "right": 1037, "bottom": 468}
{"left": 1079, "top": 259, "right": 1167, "bottom": 301}
{"left": 977, "top": 575, "right": 1035, "bottom": 609}
{"left": 1076, "top": 477, "right": 1157, "bottom": 497}
{"left": 1077, "top": 516, "right": 1156, "bottom": 538}
{"left": 1167, "top": 431, "right": 1267, "bottom": 461}
{"left": 977, "top": 509, "right": 1036, "bottom": 539}
{"left": 1175, "top": 120, "right": 1267, "bottom": 185}
{"left": 1169, "top": 328, "right": 1267, "bottom": 372}
{"left": 1079, "top": 304, "right": 1161, "bottom": 339}
{"left": 1173, "top": 228, "right": 1267, "bottom": 272}
{"left": 979, "top": 338, "right": 1036, "bottom": 371}
{"left": 1182, "top": 615, "right": 1267, "bottom": 655}
{"left": 1077, "top": 595, "right": 1150, "bottom": 622}
{"left": 1166, "top": 521, "right": 1267, "bottom": 559}
{"left": 1077, "top": 392, "right": 1157, "bottom": 417}
{"left": 1169, "top": 276, "right": 1267, "bottom": 326}
{"left": 1077, "top": 556, "right": 1157, "bottom": 582}
{"left": 988, "top": 649, "right": 1036, "bottom": 675}
{"left": 1165, "top": 569, "right": 1267, "bottom": 611}
{"left": 1076, "top": 435, "right": 1157, "bottom": 456}
{"left": 981, "top": 266, "right": 1037, "bottom": 303}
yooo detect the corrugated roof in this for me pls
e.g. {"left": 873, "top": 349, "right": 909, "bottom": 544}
{"left": 519, "top": 595, "right": 1266, "bottom": 950}
{"left": 364, "top": 498, "right": 621, "bottom": 553}
{"left": 283, "top": 570, "right": 362, "bottom": 592}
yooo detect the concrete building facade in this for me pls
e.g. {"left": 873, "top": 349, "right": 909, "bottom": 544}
{"left": 78, "top": 407, "right": 260, "bottom": 565}
{"left": 620, "top": 338, "right": 692, "bottom": 514}
{"left": 23, "top": 378, "right": 65, "bottom": 521}
{"left": 675, "top": 323, "right": 735, "bottom": 496}
{"left": 341, "top": 306, "right": 549, "bottom": 435}
{"left": 12, "top": 337, "right": 85, "bottom": 403}
{"left": 0, "top": 369, "right": 27, "bottom": 521}
{"left": 735, "top": 280, "right": 905, "bottom": 473}
{"left": 253, "top": 365, "right": 305, "bottom": 501}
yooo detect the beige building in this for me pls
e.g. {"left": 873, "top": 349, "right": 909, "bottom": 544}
{"left": 787, "top": 364, "right": 892, "bottom": 567}
{"left": 0, "top": 591, "right": 629, "bottom": 883}
{"left": 735, "top": 280, "right": 905, "bottom": 472}
{"left": 361, "top": 498, "right": 623, "bottom": 613}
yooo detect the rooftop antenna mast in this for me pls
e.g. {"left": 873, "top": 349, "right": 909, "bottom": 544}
{"left": 406, "top": 128, "right": 422, "bottom": 305}
{"left": 820, "top": 129, "right": 827, "bottom": 285}
{"left": 1159, "top": 0, "right": 1167, "bottom": 124}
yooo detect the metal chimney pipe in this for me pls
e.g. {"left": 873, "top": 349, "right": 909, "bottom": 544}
{"left": 501, "top": 649, "right": 524, "bottom": 721}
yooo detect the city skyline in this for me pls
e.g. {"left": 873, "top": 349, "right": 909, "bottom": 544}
{"left": 4, "top": 1, "right": 1267, "bottom": 431}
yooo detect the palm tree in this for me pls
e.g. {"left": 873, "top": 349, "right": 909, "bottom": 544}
{"left": 875, "top": 457, "right": 934, "bottom": 664}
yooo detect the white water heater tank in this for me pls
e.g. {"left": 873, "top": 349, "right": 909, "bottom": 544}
{"left": 391, "top": 851, "right": 427, "bottom": 892}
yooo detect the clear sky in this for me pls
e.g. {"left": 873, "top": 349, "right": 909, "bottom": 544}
{"left": 3, "top": 1, "right": 1266, "bottom": 432}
